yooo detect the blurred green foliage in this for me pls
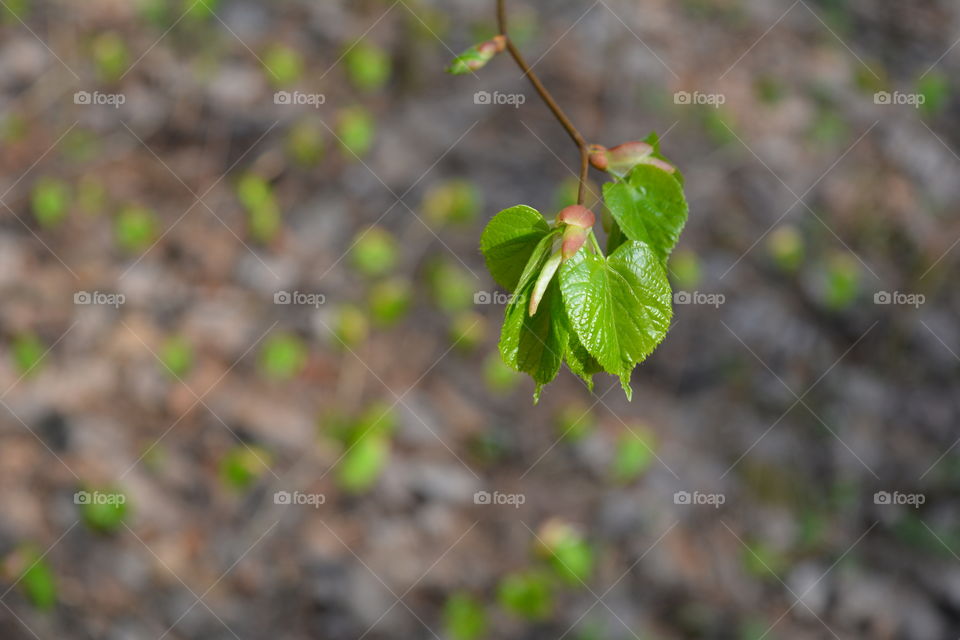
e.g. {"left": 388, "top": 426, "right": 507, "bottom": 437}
{"left": 917, "top": 71, "right": 951, "bottom": 117}
{"left": 31, "top": 178, "right": 70, "bottom": 229}
{"left": 334, "top": 304, "right": 371, "bottom": 349}
{"left": 114, "top": 206, "right": 158, "bottom": 253}
{"left": 553, "top": 402, "right": 595, "bottom": 442}
{"left": 767, "top": 226, "right": 805, "bottom": 272}
{"left": 449, "top": 311, "right": 486, "bottom": 351}
{"left": 820, "top": 252, "right": 861, "bottom": 310}
{"left": 537, "top": 520, "right": 594, "bottom": 585}
{"left": 236, "top": 174, "right": 281, "bottom": 243}
{"left": 368, "top": 277, "right": 413, "bottom": 327}
{"left": 423, "top": 179, "right": 482, "bottom": 226}
{"left": 351, "top": 226, "right": 398, "bottom": 278}
{"left": 92, "top": 32, "right": 129, "bottom": 82}
{"left": 263, "top": 45, "right": 304, "bottom": 87}
{"left": 159, "top": 335, "right": 194, "bottom": 378}
{"left": 11, "top": 332, "right": 45, "bottom": 376}
{"left": 12, "top": 546, "right": 56, "bottom": 611}
{"left": 483, "top": 352, "right": 521, "bottom": 393}
{"left": 219, "top": 445, "right": 273, "bottom": 491}
{"left": 610, "top": 428, "right": 656, "bottom": 483}
{"left": 345, "top": 41, "right": 392, "bottom": 92}
{"left": 331, "top": 403, "right": 396, "bottom": 493}
{"left": 443, "top": 592, "right": 487, "bottom": 640}
{"left": 79, "top": 488, "right": 129, "bottom": 533}
{"left": 286, "top": 120, "right": 326, "bottom": 167}
{"left": 259, "top": 333, "right": 308, "bottom": 380}
{"left": 427, "top": 260, "right": 475, "bottom": 314}
{"left": 669, "top": 249, "right": 702, "bottom": 290}
{"left": 497, "top": 570, "right": 553, "bottom": 620}
{"left": 337, "top": 107, "right": 376, "bottom": 158}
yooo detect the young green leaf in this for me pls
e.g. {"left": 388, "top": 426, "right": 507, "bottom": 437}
{"left": 564, "top": 329, "right": 602, "bottom": 391}
{"left": 558, "top": 241, "right": 672, "bottom": 398}
{"left": 446, "top": 36, "right": 506, "bottom": 75}
{"left": 480, "top": 205, "right": 551, "bottom": 291}
{"left": 499, "top": 276, "right": 567, "bottom": 403}
{"left": 603, "top": 163, "right": 688, "bottom": 263}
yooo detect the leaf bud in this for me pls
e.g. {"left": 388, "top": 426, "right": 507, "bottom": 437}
{"left": 446, "top": 35, "right": 507, "bottom": 75}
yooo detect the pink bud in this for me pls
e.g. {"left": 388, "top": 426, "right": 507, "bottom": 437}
{"left": 588, "top": 144, "right": 608, "bottom": 171}
{"left": 561, "top": 225, "right": 589, "bottom": 261}
{"left": 477, "top": 35, "right": 507, "bottom": 56}
{"left": 556, "top": 206, "right": 595, "bottom": 262}
{"left": 590, "top": 141, "right": 675, "bottom": 177}
{"left": 607, "top": 141, "right": 654, "bottom": 164}
{"left": 556, "top": 205, "right": 595, "bottom": 229}
{"left": 637, "top": 156, "right": 677, "bottom": 174}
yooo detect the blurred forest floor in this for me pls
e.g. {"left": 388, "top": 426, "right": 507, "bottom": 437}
{"left": 0, "top": 0, "right": 959, "bottom": 639}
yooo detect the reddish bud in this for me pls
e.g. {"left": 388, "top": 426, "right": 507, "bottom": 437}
{"left": 477, "top": 35, "right": 507, "bottom": 56}
{"left": 588, "top": 144, "right": 608, "bottom": 171}
{"left": 607, "top": 141, "right": 653, "bottom": 164}
{"left": 561, "top": 225, "right": 589, "bottom": 261}
{"left": 589, "top": 141, "right": 677, "bottom": 177}
{"left": 556, "top": 205, "right": 595, "bottom": 229}
{"left": 638, "top": 156, "right": 677, "bottom": 174}
{"left": 556, "top": 205, "right": 596, "bottom": 261}
{"left": 447, "top": 35, "right": 508, "bottom": 75}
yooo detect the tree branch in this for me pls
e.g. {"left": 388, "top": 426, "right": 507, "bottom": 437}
{"left": 497, "top": 0, "right": 590, "bottom": 206}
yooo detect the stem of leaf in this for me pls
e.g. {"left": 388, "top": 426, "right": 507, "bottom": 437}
{"left": 497, "top": 0, "right": 590, "bottom": 207}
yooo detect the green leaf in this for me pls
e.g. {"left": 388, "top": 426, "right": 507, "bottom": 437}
{"left": 564, "top": 329, "right": 602, "bottom": 391}
{"left": 480, "top": 205, "right": 551, "bottom": 291}
{"left": 603, "top": 164, "right": 688, "bottom": 263}
{"left": 499, "top": 274, "right": 567, "bottom": 402}
{"left": 558, "top": 241, "right": 672, "bottom": 398}
{"left": 446, "top": 47, "right": 488, "bottom": 75}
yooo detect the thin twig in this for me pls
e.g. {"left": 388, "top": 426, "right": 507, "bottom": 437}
{"left": 497, "top": 0, "right": 590, "bottom": 205}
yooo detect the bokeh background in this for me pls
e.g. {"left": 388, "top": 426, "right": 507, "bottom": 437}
{"left": 0, "top": 0, "right": 958, "bottom": 638}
